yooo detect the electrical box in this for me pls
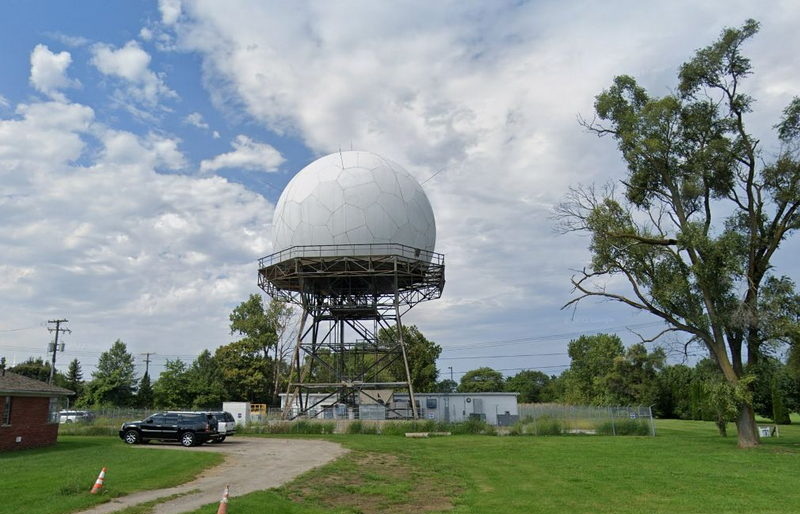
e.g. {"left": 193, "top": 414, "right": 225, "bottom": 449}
{"left": 223, "top": 402, "right": 251, "bottom": 426}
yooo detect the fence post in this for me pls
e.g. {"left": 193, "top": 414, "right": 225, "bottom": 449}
{"left": 648, "top": 406, "right": 656, "bottom": 436}
{"left": 609, "top": 407, "right": 616, "bottom": 436}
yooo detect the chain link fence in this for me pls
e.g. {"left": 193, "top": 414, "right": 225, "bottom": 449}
{"left": 516, "top": 403, "right": 655, "bottom": 436}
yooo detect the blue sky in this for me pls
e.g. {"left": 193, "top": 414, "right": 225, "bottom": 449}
{"left": 1, "top": 0, "right": 798, "bottom": 381}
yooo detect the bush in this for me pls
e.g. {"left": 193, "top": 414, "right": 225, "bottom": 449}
{"left": 510, "top": 415, "right": 562, "bottom": 436}
{"left": 450, "top": 417, "right": 495, "bottom": 435}
{"left": 58, "top": 424, "right": 118, "bottom": 436}
{"left": 238, "top": 420, "right": 334, "bottom": 434}
{"left": 596, "top": 419, "right": 650, "bottom": 436}
{"left": 346, "top": 421, "right": 379, "bottom": 434}
{"left": 381, "top": 420, "right": 439, "bottom": 436}
{"left": 536, "top": 416, "right": 563, "bottom": 436}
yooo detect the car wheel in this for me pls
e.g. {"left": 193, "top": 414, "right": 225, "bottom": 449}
{"left": 124, "top": 430, "right": 140, "bottom": 444}
{"left": 180, "top": 431, "right": 196, "bottom": 447}
{"left": 65, "top": 419, "right": 73, "bottom": 424}
{"left": 217, "top": 435, "right": 226, "bottom": 443}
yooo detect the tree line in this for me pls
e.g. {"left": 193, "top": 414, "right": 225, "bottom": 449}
{"left": 0, "top": 294, "right": 442, "bottom": 410}
{"left": 4, "top": 307, "right": 797, "bottom": 435}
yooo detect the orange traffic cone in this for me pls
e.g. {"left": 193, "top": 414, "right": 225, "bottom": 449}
{"left": 216, "top": 484, "right": 230, "bottom": 514}
{"left": 90, "top": 467, "right": 107, "bottom": 494}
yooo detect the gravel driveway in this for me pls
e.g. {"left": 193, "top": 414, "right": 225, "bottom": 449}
{"left": 77, "top": 437, "right": 347, "bottom": 514}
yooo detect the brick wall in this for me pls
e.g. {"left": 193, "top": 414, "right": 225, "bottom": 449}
{"left": 0, "top": 395, "right": 60, "bottom": 451}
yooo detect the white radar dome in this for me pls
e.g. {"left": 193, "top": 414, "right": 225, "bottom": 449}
{"left": 272, "top": 151, "right": 436, "bottom": 255}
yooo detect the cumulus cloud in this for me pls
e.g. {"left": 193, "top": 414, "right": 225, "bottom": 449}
{"left": 29, "top": 44, "right": 79, "bottom": 101}
{"left": 90, "top": 40, "right": 176, "bottom": 107}
{"left": 0, "top": 98, "right": 274, "bottom": 361}
{"left": 184, "top": 111, "right": 209, "bottom": 129}
{"left": 166, "top": 1, "right": 800, "bottom": 358}
{"left": 159, "top": 0, "right": 182, "bottom": 25}
{"left": 200, "top": 135, "right": 285, "bottom": 173}
{"left": 46, "top": 33, "right": 91, "bottom": 47}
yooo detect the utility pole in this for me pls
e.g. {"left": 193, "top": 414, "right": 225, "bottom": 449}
{"left": 448, "top": 366, "right": 453, "bottom": 382}
{"left": 140, "top": 352, "right": 155, "bottom": 376}
{"left": 47, "top": 319, "right": 70, "bottom": 384}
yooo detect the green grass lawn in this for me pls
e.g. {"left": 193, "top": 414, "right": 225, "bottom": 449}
{"left": 3, "top": 420, "right": 800, "bottom": 514}
{"left": 186, "top": 419, "right": 800, "bottom": 514}
{"left": 0, "top": 437, "right": 223, "bottom": 514}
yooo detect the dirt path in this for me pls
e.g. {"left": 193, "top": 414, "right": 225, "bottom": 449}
{"left": 77, "top": 437, "right": 347, "bottom": 514}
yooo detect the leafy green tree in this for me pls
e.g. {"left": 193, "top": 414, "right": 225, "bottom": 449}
{"left": 219, "top": 295, "right": 288, "bottom": 404}
{"left": 771, "top": 374, "right": 791, "bottom": 424}
{"left": 557, "top": 20, "right": 800, "bottom": 447}
{"left": 79, "top": 340, "right": 137, "bottom": 407}
{"left": 458, "top": 367, "right": 504, "bottom": 393}
{"left": 605, "top": 343, "right": 666, "bottom": 406}
{"left": 10, "top": 357, "right": 60, "bottom": 384}
{"left": 505, "top": 370, "right": 551, "bottom": 403}
{"left": 186, "top": 350, "right": 227, "bottom": 409}
{"left": 215, "top": 339, "right": 273, "bottom": 403}
{"left": 380, "top": 325, "right": 442, "bottom": 392}
{"left": 433, "top": 379, "right": 458, "bottom": 393}
{"left": 136, "top": 372, "right": 154, "bottom": 409}
{"left": 562, "top": 334, "right": 624, "bottom": 404}
{"left": 64, "top": 358, "right": 83, "bottom": 401}
{"left": 655, "top": 364, "right": 694, "bottom": 419}
{"left": 153, "top": 359, "right": 192, "bottom": 408}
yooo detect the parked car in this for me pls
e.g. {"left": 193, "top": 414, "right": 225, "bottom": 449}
{"left": 59, "top": 410, "right": 93, "bottom": 424}
{"left": 207, "top": 411, "right": 236, "bottom": 443}
{"left": 119, "top": 411, "right": 218, "bottom": 447}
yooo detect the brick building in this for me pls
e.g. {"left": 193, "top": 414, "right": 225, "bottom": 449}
{"left": 0, "top": 370, "right": 74, "bottom": 451}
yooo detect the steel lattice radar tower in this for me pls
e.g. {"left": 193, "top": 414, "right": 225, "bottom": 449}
{"left": 259, "top": 151, "right": 445, "bottom": 419}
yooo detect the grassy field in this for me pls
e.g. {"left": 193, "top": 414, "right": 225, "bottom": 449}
{"left": 184, "top": 418, "right": 800, "bottom": 514}
{"left": 3, "top": 420, "right": 800, "bottom": 513}
{"left": 0, "top": 437, "right": 222, "bottom": 514}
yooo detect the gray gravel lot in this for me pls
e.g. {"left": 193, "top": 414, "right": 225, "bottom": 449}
{"left": 76, "top": 437, "right": 347, "bottom": 514}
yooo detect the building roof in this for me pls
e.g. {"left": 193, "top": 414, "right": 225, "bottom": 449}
{"left": 0, "top": 371, "right": 75, "bottom": 397}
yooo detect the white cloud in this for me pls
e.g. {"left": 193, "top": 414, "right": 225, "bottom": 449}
{"left": 200, "top": 135, "right": 284, "bottom": 173}
{"left": 90, "top": 40, "right": 176, "bottom": 107}
{"left": 46, "top": 33, "right": 91, "bottom": 47}
{"left": 139, "top": 27, "right": 154, "bottom": 41}
{"left": 168, "top": 0, "right": 800, "bottom": 356}
{"left": 159, "top": 0, "right": 182, "bottom": 25}
{"left": 0, "top": 95, "right": 8, "bottom": 108}
{"left": 29, "top": 44, "right": 79, "bottom": 101}
{"left": 184, "top": 111, "right": 209, "bottom": 129}
{"left": 0, "top": 99, "right": 274, "bottom": 362}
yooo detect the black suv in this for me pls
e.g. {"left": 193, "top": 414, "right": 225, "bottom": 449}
{"left": 119, "top": 412, "right": 218, "bottom": 447}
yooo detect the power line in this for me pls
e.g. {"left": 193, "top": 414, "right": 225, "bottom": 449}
{"left": 439, "top": 352, "right": 568, "bottom": 360}
{"left": 0, "top": 325, "right": 40, "bottom": 333}
{"left": 442, "top": 321, "right": 665, "bottom": 351}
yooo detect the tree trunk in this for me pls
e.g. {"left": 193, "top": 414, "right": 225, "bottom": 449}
{"left": 735, "top": 403, "right": 760, "bottom": 448}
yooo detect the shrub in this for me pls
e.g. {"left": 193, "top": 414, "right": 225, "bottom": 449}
{"left": 450, "top": 417, "right": 495, "bottom": 435}
{"left": 596, "top": 419, "right": 650, "bottom": 436}
{"left": 381, "top": 420, "right": 439, "bottom": 435}
{"left": 535, "top": 415, "right": 563, "bottom": 436}
{"left": 346, "top": 421, "right": 379, "bottom": 434}
{"left": 238, "top": 420, "right": 334, "bottom": 434}
{"left": 509, "top": 415, "right": 562, "bottom": 436}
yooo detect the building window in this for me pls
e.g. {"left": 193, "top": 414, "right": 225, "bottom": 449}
{"left": 48, "top": 397, "right": 60, "bottom": 424}
{"left": 426, "top": 398, "right": 438, "bottom": 409}
{"left": 2, "top": 396, "right": 11, "bottom": 425}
